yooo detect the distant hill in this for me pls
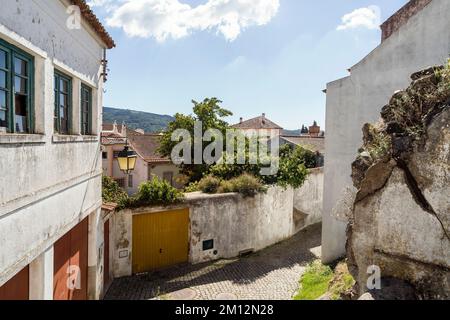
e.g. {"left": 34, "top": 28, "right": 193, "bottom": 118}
{"left": 282, "top": 129, "right": 302, "bottom": 136}
{"left": 103, "top": 107, "right": 174, "bottom": 133}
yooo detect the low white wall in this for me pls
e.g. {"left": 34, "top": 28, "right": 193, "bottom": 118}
{"left": 293, "top": 168, "right": 324, "bottom": 232}
{"left": 111, "top": 174, "right": 324, "bottom": 277}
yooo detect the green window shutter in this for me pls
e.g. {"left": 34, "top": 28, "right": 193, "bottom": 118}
{"left": 54, "top": 71, "right": 72, "bottom": 135}
{"left": 0, "top": 38, "right": 34, "bottom": 134}
{"left": 80, "top": 84, "right": 92, "bottom": 135}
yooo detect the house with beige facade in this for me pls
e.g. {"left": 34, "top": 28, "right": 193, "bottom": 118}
{"left": 0, "top": 0, "right": 114, "bottom": 300}
{"left": 102, "top": 122, "right": 184, "bottom": 194}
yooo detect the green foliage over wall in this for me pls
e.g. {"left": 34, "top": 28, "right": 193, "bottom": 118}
{"left": 102, "top": 176, "right": 184, "bottom": 209}
{"left": 102, "top": 176, "right": 129, "bottom": 209}
{"left": 103, "top": 107, "right": 174, "bottom": 133}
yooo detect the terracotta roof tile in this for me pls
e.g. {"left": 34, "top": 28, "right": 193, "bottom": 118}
{"left": 128, "top": 134, "right": 170, "bottom": 163}
{"left": 232, "top": 115, "right": 283, "bottom": 130}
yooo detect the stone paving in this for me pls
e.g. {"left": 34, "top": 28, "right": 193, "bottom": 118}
{"left": 104, "top": 223, "right": 322, "bottom": 300}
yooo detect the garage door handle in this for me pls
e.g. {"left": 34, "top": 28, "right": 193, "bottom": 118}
{"left": 159, "top": 249, "right": 163, "bottom": 254}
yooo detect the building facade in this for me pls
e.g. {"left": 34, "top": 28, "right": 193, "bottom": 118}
{"left": 322, "top": 0, "right": 450, "bottom": 263}
{"left": 102, "top": 123, "right": 184, "bottom": 194}
{"left": 232, "top": 113, "right": 283, "bottom": 140}
{"left": 0, "top": 0, "right": 114, "bottom": 300}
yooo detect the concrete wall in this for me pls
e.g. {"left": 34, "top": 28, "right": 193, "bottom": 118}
{"left": 293, "top": 168, "right": 323, "bottom": 232}
{"left": 188, "top": 186, "right": 294, "bottom": 264}
{"left": 0, "top": 0, "right": 107, "bottom": 299}
{"left": 111, "top": 179, "right": 323, "bottom": 277}
{"left": 322, "top": 0, "right": 450, "bottom": 263}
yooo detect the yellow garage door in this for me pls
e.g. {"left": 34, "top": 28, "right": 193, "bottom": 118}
{"left": 132, "top": 208, "right": 189, "bottom": 274}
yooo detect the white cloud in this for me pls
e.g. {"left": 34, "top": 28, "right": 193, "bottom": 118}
{"left": 103, "top": 0, "right": 280, "bottom": 42}
{"left": 337, "top": 5, "right": 381, "bottom": 31}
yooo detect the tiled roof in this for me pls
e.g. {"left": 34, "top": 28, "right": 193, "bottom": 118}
{"left": 102, "top": 123, "right": 125, "bottom": 132}
{"left": 281, "top": 136, "right": 325, "bottom": 154}
{"left": 102, "top": 202, "right": 118, "bottom": 212}
{"left": 128, "top": 134, "right": 171, "bottom": 164}
{"left": 232, "top": 115, "right": 283, "bottom": 130}
{"left": 69, "top": 0, "right": 115, "bottom": 49}
{"left": 101, "top": 128, "right": 126, "bottom": 145}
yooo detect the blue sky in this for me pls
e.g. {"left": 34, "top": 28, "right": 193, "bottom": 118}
{"left": 91, "top": 0, "right": 408, "bottom": 130}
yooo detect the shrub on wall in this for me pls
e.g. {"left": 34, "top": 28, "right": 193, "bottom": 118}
{"left": 208, "top": 144, "right": 314, "bottom": 190}
{"left": 197, "top": 173, "right": 266, "bottom": 198}
{"left": 227, "top": 173, "right": 267, "bottom": 198}
{"left": 132, "top": 177, "right": 185, "bottom": 206}
{"left": 184, "top": 181, "right": 200, "bottom": 193}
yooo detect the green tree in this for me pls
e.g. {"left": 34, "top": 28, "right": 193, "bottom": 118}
{"left": 158, "top": 98, "right": 232, "bottom": 182}
{"left": 301, "top": 125, "right": 309, "bottom": 134}
{"left": 277, "top": 144, "right": 314, "bottom": 189}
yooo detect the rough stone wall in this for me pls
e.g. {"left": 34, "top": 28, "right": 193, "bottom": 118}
{"left": 322, "top": 0, "right": 450, "bottom": 264}
{"left": 347, "top": 65, "right": 450, "bottom": 299}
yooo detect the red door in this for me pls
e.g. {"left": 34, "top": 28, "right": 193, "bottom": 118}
{"left": 0, "top": 266, "right": 29, "bottom": 300}
{"left": 103, "top": 220, "right": 111, "bottom": 291}
{"left": 53, "top": 217, "right": 88, "bottom": 300}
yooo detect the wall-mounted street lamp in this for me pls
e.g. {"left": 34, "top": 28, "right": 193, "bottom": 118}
{"left": 117, "top": 144, "right": 137, "bottom": 174}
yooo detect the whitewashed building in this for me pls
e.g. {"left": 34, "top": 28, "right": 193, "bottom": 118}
{"left": 0, "top": 0, "right": 114, "bottom": 300}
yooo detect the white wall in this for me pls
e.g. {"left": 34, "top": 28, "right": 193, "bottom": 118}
{"left": 322, "top": 0, "right": 450, "bottom": 263}
{"left": 293, "top": 168, "right": 323, "bottom": 231}
{"left": 111, "top": 180, "right": 324, "bottom": 277}
{"left": 0, "top": 0, "right": 106, "bottom": 290}
{"left": 188, "top": 186, "right": 294, "bottom": 264}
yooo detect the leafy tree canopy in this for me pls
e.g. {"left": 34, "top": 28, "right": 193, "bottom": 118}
{"left": 158, "top": 98, "right": 232, "bottom": 181}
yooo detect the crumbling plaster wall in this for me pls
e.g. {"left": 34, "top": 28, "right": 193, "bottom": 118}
{"left": 0, "top": 0, "right": 104, "bottom": 287}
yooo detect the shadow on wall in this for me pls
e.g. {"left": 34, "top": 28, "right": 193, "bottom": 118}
{"left": 104, "top": 223, "right": 322, "bottom": 300}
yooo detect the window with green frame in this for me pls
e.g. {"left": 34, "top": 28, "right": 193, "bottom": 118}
{"left": 0, "top": 39, "right": 34, "bottom": 134}
{"left": 80, "top": 84, "right": 92, "bottom": 135}
{"left": 54, "top": 71, "right": 72, "bottom": 134}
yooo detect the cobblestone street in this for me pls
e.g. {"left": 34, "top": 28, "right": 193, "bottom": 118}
{"left": 104, "top": 223, "right": 321, "bottom": 300}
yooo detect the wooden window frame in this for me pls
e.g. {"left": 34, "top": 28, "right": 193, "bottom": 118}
{"left": 54, "top": 70, "right": 72, "bottom": 135}
{"left": 0, "top": 38, "right": 34, "bottom": 134}
{"left": 80, "top": 83, "right": 92, "bottom": 135}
